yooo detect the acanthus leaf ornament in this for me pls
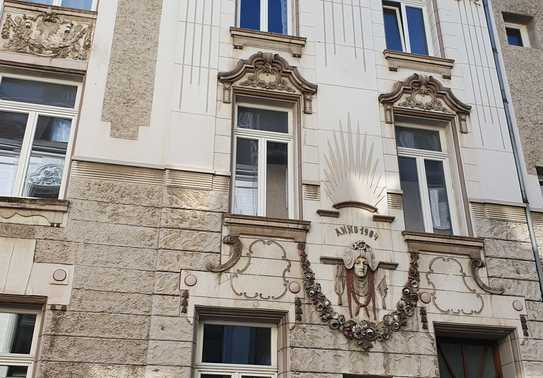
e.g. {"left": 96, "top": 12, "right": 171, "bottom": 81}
{"left": 1, "top": 10, "right": 93, "bottom": 60}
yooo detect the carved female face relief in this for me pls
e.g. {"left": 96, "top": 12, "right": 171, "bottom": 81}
{"left": 353, "top": 256, "right": 369, "bottom": 278}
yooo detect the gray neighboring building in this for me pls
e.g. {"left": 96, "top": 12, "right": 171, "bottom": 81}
{"left": 0, "top": 0, "right": 542, "bottom": 377}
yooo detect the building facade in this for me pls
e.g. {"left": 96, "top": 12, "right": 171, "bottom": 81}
{"left": 0, "top": 0, "right": 542, "bottom": 377}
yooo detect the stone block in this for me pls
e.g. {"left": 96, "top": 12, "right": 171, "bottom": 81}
{"left": 34, "top": 240, "right": 78, "bottom": 265}
{"left": 486, "top": 258, "right": 539, "bottom": 281}
{"left": 157, "top": 249, "right": 219, "bottom": 272}
{"left": 520, "top": 339, "right": 543, "bottom": 360}
{"left": 67, "top": 220, "right": 157, "bottom": 248}
{"left": 152, "top": 295, "right": 181, "bottom": 316}
{"left": 164, "top": 187, "right": 228, "bottom": 212}
{"left": 524, "top": 361, "right": 543, "bottom": 378}
{"left": 77, "top": 243, "right": 156, "bottom": 271}
{"left": 68, "top": 176, "right": 163, "bottom": 206}
{"left": 474, "top": 219, "right": 529, "bottom": 242}
{"left": 73, "top": 266, "right": 155, "bottom": 294}
{"left": 70, "top": 199, "right": 161, "bottom": 227}
{"left": 69, "top": 289, "right": 153, "bottom": 315}
{"left": 489, "top": 277, "right": 542, "bottom": 301}
{"left": 154, "top": 272, "right": 181, "bottom": 295}
{"left": 159, "top": 229, "right": 221, "bottom": 252}
{"left": 484, "top": 239, "right": 535, "bottom": 261}
{"left": 146, "top": 340, "right": 192, "bottom": 366}
{"left": 527, "top": 320, "right": 543, "bottom": 339}
{"left": 37, "top": 362, "right": 145, "bottom": 378}
{"left": 160, "top": 208, "right": 222, "bottom": 231}
{"left": 40, "top": 336, "right": 147, "bottom": 364}
{"left": 149, "top": 316, "right": 194, "bottom": 342}
{"left": 527, "top": 300, "right": 543, "bottom": 320}
{"left": 43, "top": 310, "right": 149, "bottom": 339}
{"left": 144, "top": 366, "right": 191, "bottom": 377}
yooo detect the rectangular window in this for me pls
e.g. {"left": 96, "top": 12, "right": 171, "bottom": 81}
{"left": 437, "top": 337, "right": 503, "bottom": 377}
{"left": 24, "top": 0, "right": 96, "bottom": 10}
{"left": 383, "top": 1, "right": 430, "bottom": 55}
{"left": 396, "top": 125, "right": 458, "bottom": 235}
{"left": 239, "top": 0, "right": 289, "bottom": 34}
{"left": 0, "top": 307, "right": 41, "bottom": 378}
{"left": 233, "top": 104, "right": 295, "bottom": 219}
{"left": 537, "top": 167, "right": 543, "bottom": 195}
{"left": 0, "top": 75, "right": 80, "bottom": 200}
{"left": 504, "top": 22, "right": 530, "bottom": 47}
{"left": 195, "top": 321, "right": 277, "bottom": 378}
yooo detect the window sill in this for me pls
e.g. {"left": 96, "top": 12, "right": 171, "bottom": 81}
{"left": 383, "top": 50, "right": 455, "bottom": 79}
{"left": 0, "top": 196, "right": 69, "bottom": 227}
{"left": 230, "top": 27, "right": 307, "bottom": 58}
{"left": 6, "top": 0, "right": 97, "bottom": 16}
{"left": 223, "top": 213, "right": 310, "bottom": 242}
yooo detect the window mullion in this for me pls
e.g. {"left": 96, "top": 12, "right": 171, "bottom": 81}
{"left": 261, "top": 0, "right": 268, "bottom": 32}
{"left": 400, "top": 4, "right": 412, "bottom": 53}
{"left": 259, "top": 138, "right": 267, "bottom": 216}
{"left": 13, "top": 112, "right": 37, "bottom": 196}
{"left": 443, "top": 158, "right": 459, "bottom": 235}
{"left": 417, "top": 157, "right": 433, "bottom": 233}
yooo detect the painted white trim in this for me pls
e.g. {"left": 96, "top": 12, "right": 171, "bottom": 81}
{"left": 504, "top": 21, "right": 531, "bottom": 48}
{"left": 383, "top": 0, "right": 432, "bottom": 55}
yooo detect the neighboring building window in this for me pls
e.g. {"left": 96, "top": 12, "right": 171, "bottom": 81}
{"left": 0, "top": 307, "right": 41, "bottom": 378}
{"left": 25, "top": 0, "right": 96, "bottom": 10}
{"left": 195, "top": 321, "right": 277, "bottom": 377}
{"left": 537, "top": 167, "right": 543, "bottom": 193}
{"left": 437, "top": 337, "right": 503, "bottom": 377}
{"left": 383, "top": 1, "right": 430, "bottom": 55}
{"left": 233, "top": 103, "right": 295, "bottom": 219}
{"left": 238, "top": 0, "right": 289, "bottom": 34}
{"left": 0, "top": 75, "right": 80, "bottom": 199}
{"left": 396, "top": 125, "right": 458, "bottom": 235}
{"left": 505, "top": 22, "right": 530, "bottom": 47}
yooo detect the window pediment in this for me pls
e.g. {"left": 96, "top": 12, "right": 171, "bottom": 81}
{"left": 218, "top": 52, "right": 317, "bottom": 113}
{"left": 379, "top": 74, "right": 472, "bottom": 133}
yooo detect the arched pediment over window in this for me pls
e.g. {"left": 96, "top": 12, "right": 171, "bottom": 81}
{"left": 378, "top": 74, "right": 472, "bottom": 133}
{"left": 218, "top": 52, "right": 318, "bottom": 114}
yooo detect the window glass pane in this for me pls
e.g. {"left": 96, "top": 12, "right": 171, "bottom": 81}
{"left": 266, "top": 141, "right": 288, "bottom": 218}
{"left": 61, "top": 0, "right": 93, "bottom": 10}
{"left": 238, "top": 107, "right": 288, "bottom": 133}
{"left": 202, "top": 324, "right": 271, "bottom": 366}
{"left": 268, "top": 0, "right": 288, "bottom": 34}
{"left": 240, "top": 0, "right": 261, "bottom": 31}
{"left": 234, "top": 138, "right": 259, "bottom": 216}
{"left": 23, "top": 116, "right": 72, "bottom": 199}
{"left": 0, "top": 366, "right": 28, "bottom": 378}
{"left": 406, "top": 6, "right": 429, "bottom": 55}
{"left": 383, "top": 6, "right": 404, "bottom": 51}
{"left": 437, "top": 341, "right": 465, "bottom": 378}
{"left": 425, "top": 160, "right": 452, "bottom": 235}
{"left": 506, "top": 27, "right": 524, "bottom": 46}
{"left": 0, "top": 78, "right": 77, "bottom": 108}
{"left": 0, "top": 111, "right": 28, "bottom": 196}
{"left": 0, "top": 312, "right": 36, "bottom": 355}
{"left": 395, "top": 127, "right": 441, "bottom": 151}
{"left": 26, "top": 0, "right": 53, "bottom": 4}
{"left": 463, "top": 343, "right": 498, "bottom": 378}
{"left": 398, "top": 157, "right": 425, "bottom": 232}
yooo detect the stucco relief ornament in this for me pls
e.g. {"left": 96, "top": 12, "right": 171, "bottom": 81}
{"left": 299, "top": 243, "right": 420, "bottom": 351}
{"left": 239, "top": 57, "right": 296, "bottom": 93}
{"left": 1, "top": 10, "right": 93, "bottom": 60}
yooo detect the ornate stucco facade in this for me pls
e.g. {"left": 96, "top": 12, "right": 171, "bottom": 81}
{"left": 0, "top": 0, "right": 542, "bottom": 377}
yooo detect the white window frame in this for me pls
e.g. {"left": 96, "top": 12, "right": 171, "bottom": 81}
{"left": 0, "top": 73, "right": 82, "bottom": 200}
{"left": 237, "top": 0, "right": 292, "bottom": 34}
{"left": 504, "top": 22, "right": 530, "bottom": 47}
{"left": 26, "top": 0, "right": 98, "bottom": 11}
{"left": 396, "top": 124, "right": 459, "bottom": 235}
{"left": 194, "top": 320, "right": 278, "bottom": 378}
{"left": 232, "top": 102, "right": 296, "bottom": 219}
{"left": 383, "top": 0, "right": 433, "bottom": 56}
{"left": 0, "top": 306, "right": 42, "bottom": 378}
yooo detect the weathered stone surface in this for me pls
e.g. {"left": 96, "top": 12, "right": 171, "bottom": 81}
{"left": 43, "top": 310, "right": 149, "bottom": 339}
{"left": 68, "top": 176, "right": 163, "bottom": 206}
{"left": 524, "top": 361, "right": 543, "bottom": 378}
{"left": 146, "top": 340, "right": 192, "bottom": 366}
{"left": 149, "top": 316, "right": 194, "bottom": 342}
{"left": 520, "top": 339, "right": 543, "bottom": 361}
{"left": 473, "top": 218, "right": 529, "bottom": 242}
{"left": 159, "top": 229, "right": 221, "bottom": 252}
{"left": 527, "top": 320, "right": 543, "bottom": 340}
{"left": 37, "top": 362, "right": 145, "bottom": 378}
{"left": 69, "top": 289, "right": 152, "bottom": 315}
{"left": 70, "top": 199, "right": 160, "bottom": 227}
{"left": 489, "top": 277, "right": 542, "bottom": 301}
{"left": 486, "top": 257, "right": 539, "bottom": 280}
{"left": 154, "top": 272, "right": 180, "bottom": 295}
{"left": 73, "top": 266, "right": 155, "bottom": 294}
{"left": 157, "top": 249, "right": 219, "bottom": 272}
{"left": 34, "top": 239, "right": 79, "bottom": 264}
{"left": 77, "top": 243, "right": 156, "bottom": 271}
{"left": 144, "top": 366, "right": 191, "bottom": 377}
{"left": 484, "top": 239, "right": 535, "bottom": 261}
{"left": 67, "top": 220, "right": 157, "bottom": 248}
{"left": 527, "top": 300, "right": 543, "bottom": 321}
{"left": 40, "top": 336, "right": 147, "bottom": 364}
{"left": 152, "top": 295, "right": 181, "bottom": 316}
{"left": 164, "top": 187, "right": 228, "bottom": 212}
{"left": 160, "top": 208, "right": 222, "bottom": 231}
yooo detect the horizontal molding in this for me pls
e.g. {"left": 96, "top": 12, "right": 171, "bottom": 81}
{"left": 383, "top": 49, "right": 455, "bottom": 79}
{"left": 230, "top": 27, "right": 306, "bottom": 57}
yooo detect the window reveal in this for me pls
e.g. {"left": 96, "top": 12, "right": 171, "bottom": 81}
{"left": 383, "top": 1, "right": 430, "bottom": 55}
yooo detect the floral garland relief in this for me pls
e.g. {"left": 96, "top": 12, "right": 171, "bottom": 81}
{"left": 298, "top": 242, "right": 420, "bottom": 351}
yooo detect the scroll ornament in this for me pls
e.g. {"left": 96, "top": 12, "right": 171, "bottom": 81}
{"left": 299, "top": 243, "right": 420, "bottom": 351}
